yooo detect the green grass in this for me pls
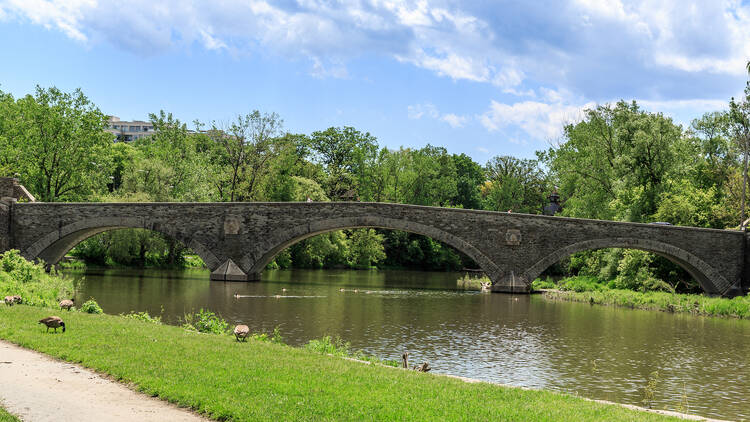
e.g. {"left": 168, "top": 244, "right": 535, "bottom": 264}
{"left": 456, "top": 273, "right": 491, "bottom": 290}
{"left": 0, "top": 250, "right": 74, "bottom": 308}
{"left": 0, "top": 406, "right": 20, "bottom": 422}
{"left": 0, "top": 305, "right": 680, "bottom": 422}
{"left": 542, "top": 288, "right": 750, "bottom": 318}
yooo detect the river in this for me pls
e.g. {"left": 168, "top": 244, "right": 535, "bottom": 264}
{"left": 67, "top": 268, "right": 750, "bottom": 420}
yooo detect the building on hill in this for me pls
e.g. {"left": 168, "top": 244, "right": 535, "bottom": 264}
{"left": 106, "top": 116, "right": 155, "bottom": 142}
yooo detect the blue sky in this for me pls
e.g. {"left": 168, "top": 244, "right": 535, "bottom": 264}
{"left": 1, "top": 0, "right": 749, "bottom": 162}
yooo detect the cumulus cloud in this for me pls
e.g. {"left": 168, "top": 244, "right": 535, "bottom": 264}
{"left": 408, "top": 103, "right": 468, "bottom": 128}
{"left": 1, "top": 0, "right": 748, "bottom": 105}
{"left": 479, "top": 98, "right": 594, "bottom": 141}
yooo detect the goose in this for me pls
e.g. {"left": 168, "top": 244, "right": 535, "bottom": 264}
{"left": 59, "top": 299, "right": 75, "bottom": 310}
{"left": 4, "top": 296, "right": 14, "bottom": 306}
{"left": 39, "top": 316, "right": 65, "bottom": 333}
{"left": 233, "top": 324, "right": 250, "bottom": 342}
{"left": 12, "top": 295, "right": 21, "bottom": 304}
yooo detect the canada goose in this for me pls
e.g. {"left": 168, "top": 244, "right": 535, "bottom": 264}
{"left": 39, "top": 316, "right": 65, "bottom": 333}
{"left": 59, "top": 299, "right": 74, "bottom": 310}
{"left": 4, "top": 296, "right": 14, "bottom": 306}
{"left": 233, "top": 324, "right": 250, "bottom": 342}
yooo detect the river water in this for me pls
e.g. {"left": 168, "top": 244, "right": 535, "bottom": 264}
{"left": 68, "top": 268, "right": 750, "bottom": 420}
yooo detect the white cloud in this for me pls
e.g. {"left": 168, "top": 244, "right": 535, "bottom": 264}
{"left": 441, "top": 113, "right": 466, "bottom": 128}
{"left": 476, "top": 146, "right": 489, "bottom": 154}
{"left": 479, "top": 99, "right": 594, "bottom": 141}
{"left": 408, "top": 103, "right": 468, "bottom": 128}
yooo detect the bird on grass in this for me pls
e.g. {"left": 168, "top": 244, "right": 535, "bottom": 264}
{"left": 39, "top": 316, "right": 65, "bottom": 333}
{"left": 59, "top": 299, "right": 74, "bottom": 310}
{"left": 4, "top": 296, "right": 15, "bottom": 306}
{"left": 233, "top": 324, "right": 250, "bottom": 342}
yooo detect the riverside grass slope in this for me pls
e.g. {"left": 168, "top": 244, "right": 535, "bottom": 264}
{"left": 0, "top": 407, "right": 19, "bottom": 422}
{"left": 0, "top": 307, "right": 682, "bottom": 422}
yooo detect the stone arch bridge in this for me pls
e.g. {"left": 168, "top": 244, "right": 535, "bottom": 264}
{"left": 1, "top": 180, "right": 747, "bottom": 296}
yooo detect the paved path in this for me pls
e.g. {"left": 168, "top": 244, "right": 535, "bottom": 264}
{"left": 0, "top": 340, "right": 206, "bottom": 422}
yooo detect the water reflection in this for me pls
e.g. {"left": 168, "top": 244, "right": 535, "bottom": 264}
{"left": 68, "top": 268, "right": 750, "bottom": 421}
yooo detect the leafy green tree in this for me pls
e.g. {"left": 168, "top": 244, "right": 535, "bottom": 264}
{"left": 210, "top": 111, "right": 284, "bottom": 201}
{"left": 347, "top": 229, "right": 386, "bottom": 268}
{"left": 729, "top": 80, "right": 750, "bottom": 225}
{"left": 541, "top": 101, "right": 685, "bottom": 222}
{"left": 482, "top": 155, "right": 547, "bottom": 213}
{"left": 451, "top": 153, "right": 483, "bottom": 209}
{"left": 120, "top": 111, "right": 213, "bottom": 202}
{"left": 399, "top": 145, "right": 457, "bottom": 206}
{"left": 3, "top": 86, "right": 112, "bottom": 201}
{"left": 307, "top": 127, "right": 378, "bottom": 200}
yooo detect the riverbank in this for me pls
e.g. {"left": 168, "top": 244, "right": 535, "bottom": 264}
{"left": 539, "top": 287, "right": 750, "bottom": 319}
{"left": 0, "top": 305, "right": 683, "bottom": 422}
{"left": 0, "top": 407, "right": 19, "bottom": 422}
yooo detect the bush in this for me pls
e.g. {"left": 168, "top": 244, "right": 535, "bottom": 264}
{"left": 0, "top": 250, "right": 74, "bottom": 308}
{"left": 531, "top": 277, "right": 556, "bottom": 290}
{"left": 80, "top": 298, "right": 103, "bottom": 314}
{"left": 559, "top": 276, "right": 604, "bottom": 292}
{"left": 182, "top": 309, "right": 228, "bottom": 334}
{"left": 249, "top": 326, "right": 285, "bottom": 344}
{"left": 122, "top": 310, "right": 162, "bottom": 324}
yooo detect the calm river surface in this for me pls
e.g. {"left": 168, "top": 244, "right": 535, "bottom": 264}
{"left": 68, "top": 268, "right": 750, "bottom": 420}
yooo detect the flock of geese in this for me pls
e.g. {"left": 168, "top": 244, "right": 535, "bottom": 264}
{"left": 4, "top": 295, "right": 75, "bottom": 333}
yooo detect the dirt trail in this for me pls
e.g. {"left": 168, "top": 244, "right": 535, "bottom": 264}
{"left": 0, "top": 340, "right": 207, "bottom": 422}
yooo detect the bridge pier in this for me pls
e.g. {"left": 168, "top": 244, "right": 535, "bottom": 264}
{"left": 490, "top": 272, "right": 531, "bottom": 294}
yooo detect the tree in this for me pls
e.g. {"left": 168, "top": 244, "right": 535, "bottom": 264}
{"left": 6, "top": 86, "right": 112, "bottom": 201}
{"left": 541, "top": 101, "right": 685, "bottom": 222}
{"left": 729, "top": 80, "right": 750, "bottom": 226}
{"left": 482, "top": 155, "right": 547, "bottom": 213}
{"left": 210, "top": 111, "right": 284, "bottom": 201}
{"left": 451, "top": 153, "right": 483, "bottom": 209}
{"left": 307, "top": 127, "right": 378, "bottom": 200}
{"left": 120, "top": 111, "right": 213, "bottom": 202}
{"left": 399, "top": 145, "right": 457, "bottom": 206}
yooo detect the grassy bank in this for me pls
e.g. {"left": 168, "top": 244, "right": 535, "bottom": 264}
{"left": 536, "top": 277, "right": 750, "bottom": 318}
{"left": 0, "top": 407, "right": 19, "bottom": 422}
{"left": 456, "top": 273, "right": 491, "bottom": 290}
{"left": 0, "top": 306, "right": 680, "bottom": 422}
{"left": 0, "top": 250, "right": 74, "bottom": 307}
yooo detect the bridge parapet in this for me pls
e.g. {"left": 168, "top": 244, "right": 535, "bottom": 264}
{"left": 0, "top": 178, "right": 36, "bottom": 203}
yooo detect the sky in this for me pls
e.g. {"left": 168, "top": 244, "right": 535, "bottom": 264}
{"left": 0, "top": 0, "right": 749, "bottom": 162}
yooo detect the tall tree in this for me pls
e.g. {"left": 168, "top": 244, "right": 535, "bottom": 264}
{"left": 729, "top": 80, "right": 750, "bottom": 226}
{"left": 307, "top": 127, "right": 378, "bottom": 200}
{"left": 541, "top": 101, "right": 684, "bottom": 222}
{"left": 210, "top": 111, "right": 283, "bottom": 201}
{"left": 482, "top": 155, "right": 547, "bottom": 213}
{"left": 6, "top": 86, "right": 112, "bottom": 201}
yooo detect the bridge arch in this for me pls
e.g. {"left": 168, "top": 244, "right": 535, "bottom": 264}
{"left": 523, "top": 237, "right": 731, "bottom": 295}
{"left": 238, "top": 216, "right": 502, "bottom": 281}
{"left": 22, "top": 216, "right": 220, "bottom": 270}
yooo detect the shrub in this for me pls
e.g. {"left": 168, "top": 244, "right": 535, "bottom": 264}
{"left": 559, "top": 276, "right": 604, "bottom": 292}
{"left": 182, "top": 309, "right": 228, "bottom": 334}
{"left": 0, "top": 250, "right": 74, "bottom": 308}
{"left": 531, "top": 277, "right": 556, "bottom": 290}
{"left": 80, "top": 298, "right": 103, "bottom": 314}
{"left": 122, "top": 311, "right": 162, "bottom": 324}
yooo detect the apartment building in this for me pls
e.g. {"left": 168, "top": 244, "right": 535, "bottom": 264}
{"left": 106, "top": 116, "right": 155, "bottom": 142}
